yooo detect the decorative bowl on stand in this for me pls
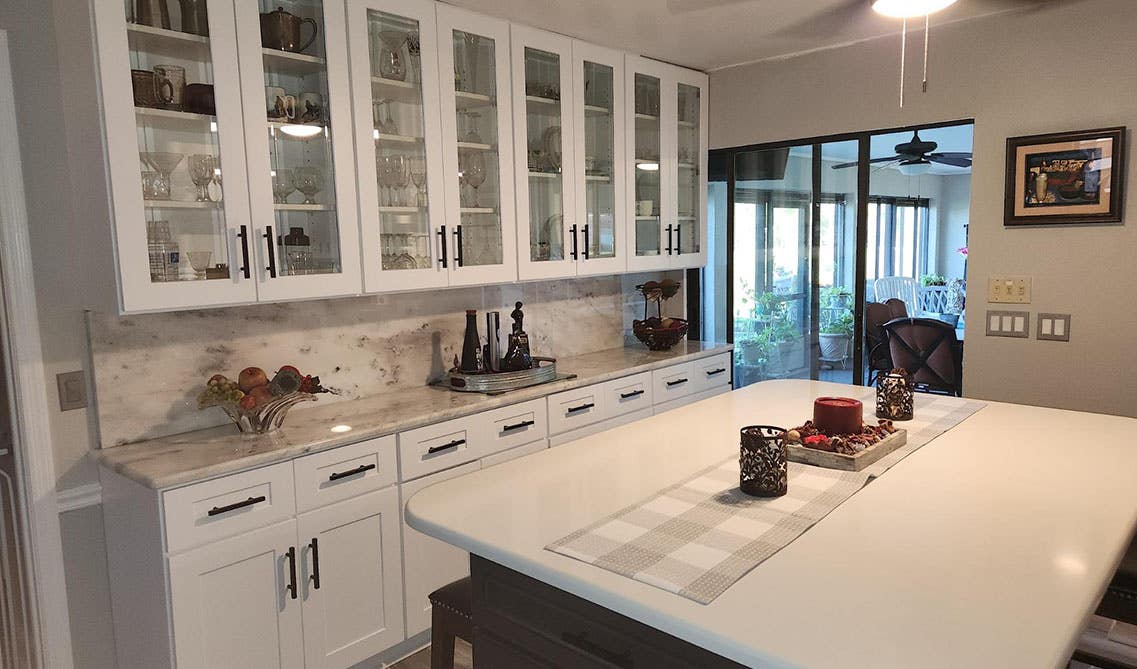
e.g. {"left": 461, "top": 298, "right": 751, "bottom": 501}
{"left": 209, "top": 392, "right": 318, "bottom": 434}
{"left": 633, "top": 317, "right": 689, "bottom": 351}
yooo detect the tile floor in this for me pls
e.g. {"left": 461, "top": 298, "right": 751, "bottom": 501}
{"left": 388, "top": 640, "right": 472, "bottom": 669}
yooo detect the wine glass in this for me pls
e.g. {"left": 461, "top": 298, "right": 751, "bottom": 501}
{"left": 464, "top": 151, "right": 486, "bottom": 208}
{"left": 389, "top": 155, "right": 408, "bottom": 207}
{"left": 211, "top": 166, "right": 223, "bottom": 202}
{"left": 186, "top": 251, "right": 212, "bottom": 280}
{"left": 140, "top": 152, "right": 183, "bottom": 200}
{"left": 377, "top": 32, "right": 407, "bottom": 82}
{"left": 188, "top": 154, "right": 216, "bottom": 202}
{"left": 457, "top": 151, "right": 469, "bottom": 207}
{"left": 271, "top": 168, "right": 295, "bottom": 204}
{"left": 293, "top": 167, "right": 323, "bottom": 205}
{"left": 408, "top": 157, "right": 427, "bottom": 207}
{"left": 376, "top": 155, "right": 393, "bottom": 207}
{"left": 461, "top": 112, "right": 483, "bottom": 145}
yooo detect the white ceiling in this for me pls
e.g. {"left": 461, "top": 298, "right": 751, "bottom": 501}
{"left": 441, "top": 0, "right": 1050, "bottom": 71}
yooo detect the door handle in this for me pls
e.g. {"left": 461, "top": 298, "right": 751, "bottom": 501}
{"left": 263, "top": 225, "right": 277, "bottom": 278}
{"left": 706, "top": 368, "right": 726, "bottom": 376}
{"left": 581, "top": 224, "right": 589, "bottom": 260}
{"left": 427, "top": 438, "right": 465, "bottom": 454}
{"left": 437, "top": 225, "right": 448, "bottom": 268}
{"left": 675, "top": 223, "right": 682, "bottom": 255}
{"left": 454, "top": 225, "right": 464, "bottom": 267}
{"left": 502, "top": 419, "right": 535, "bottom": 433}
{"left": 619, "top": 389, "right": 645, "bottom": 399}
{"left": 328, "top": 463, "right": 376, "bottom": 482}
{"left": 207, "top": 495, "right": 266, "bottom": 517}
{"left": 308, "top": 538, "right": 320, "bottom": 590}
{"left": 569, "top": 224, "right": 578, "bottom": 260}
{"left": 285, "top": 546, "right": 298, "bottom": 600}
{"left": 566, "top": 402, "right": 594, "bottom": 414}
{"left": 664, "top": 224, "right": 673, "bottom": 255}
{"left": 237, "top": 225, "right": 251, "bottom": 279}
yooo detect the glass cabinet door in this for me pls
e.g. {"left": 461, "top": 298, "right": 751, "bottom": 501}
{"left": 437, "top": 6, "right": 516, "bottom": 286}
{"left": 625, "top": 57, "right": 670, "bottom": 271}
{"left": 94, "top": 0, "right": 257, "bottom": 311}
{"left": 673, "top": 75, "right": 708, "bottom": 267}
{"left": 512, "top": 26, "right": 577, "bottom": 280}
{"left": 347, "top": 0, "right": 446, "bottom": 292}
{"left": 236, "top": 0, "right": 361, "bottom": 300}
{"left": 572, "top": 42, "right": 625, "bottom": 275}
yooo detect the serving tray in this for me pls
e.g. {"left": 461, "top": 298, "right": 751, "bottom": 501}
{"left": 786, "top": 428, "right": 907, "bottom": 472}
{"left": 447, "top": 358, "right": 570, "bottom": 394}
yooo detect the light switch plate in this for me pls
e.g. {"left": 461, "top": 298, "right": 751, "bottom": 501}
{"left": 1037, "top": 313, "right": 1071, "bottom": 342}
{"left": 56, "top": 370, "right": 87, "bottom": 411}
{"left": 987, "top": 275, "right": 1032, "bottom": 304}
{"left": 985, "top": 310, "right": 1030, "bottom": 338}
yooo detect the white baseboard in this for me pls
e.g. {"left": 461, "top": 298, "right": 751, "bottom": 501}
{"left": 56, "top": 483, "right": 102, "bottom": 513}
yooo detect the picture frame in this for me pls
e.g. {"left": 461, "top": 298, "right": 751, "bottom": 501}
{"left": 1004, "top": 127, "right": 1126, "bottom": 226}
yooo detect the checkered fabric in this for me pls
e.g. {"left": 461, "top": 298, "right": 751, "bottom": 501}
{"left": 547, "top": 392, "right": 986, "bottom": 604}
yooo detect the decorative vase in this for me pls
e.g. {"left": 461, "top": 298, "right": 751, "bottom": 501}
{"left": 739, "top": 425, "right": 787, "bottom": 498}
{"left": 876, "top": 370, "right": 914, "bottom": 421}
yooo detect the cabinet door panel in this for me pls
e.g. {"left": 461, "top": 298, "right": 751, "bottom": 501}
{"left": 625, "top": 56, "right": 671, "bottom": 272}
{"left": 94, "top": 0, "right": 258, "bottom": 311}
{"left": 438, "top": 6, "right": 518, "bottom": 286}
{"left": 298, "top": 487, "right": 405, "bottom": 668}
{"left": 169, "top": 520, "right": 303, "bottom": 669}
{"left": 236, "top": 0, "right": 362, "bottom": 301}
{"left": 672, "top": 71, "right": 708, "bottom": 269}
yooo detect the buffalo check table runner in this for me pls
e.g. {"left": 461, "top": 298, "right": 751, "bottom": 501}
{"left": 546, "top": 393, "right": 986, "bottom": 604}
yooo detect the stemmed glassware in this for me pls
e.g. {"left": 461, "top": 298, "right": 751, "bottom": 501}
{"left": 293, "top": 167, "right": 323, "bottom": 205}
{"left": 376, "top": 155, "right": 393, "bottom": 206}
{"left": 140, "top": 152, "right": 183, "bottom": 200}
{"left": 377, "top": 31, "right": 407, "bottom": 82}
{"left": 388, "top": 155, "right": 408, "bottom": 207}
{"left": 460, "top": 111, "right": 483, "bottom": 145}
{"left": 463, "top": 151, "right": 486, "bottom": 208}
{"left": 408, "top": 157, "right": 427, "bottom": 207}
{"left": 186, "top": 251, "right": 212, "bottom": 280}
{"left": 188, "top": 154, "right": 216, "bottom": 202}
{"left": 373, "top": 100, "right": 399, "bottom": 136}
{"left": 272, "top": 168, "right": 295, "bottom": 204}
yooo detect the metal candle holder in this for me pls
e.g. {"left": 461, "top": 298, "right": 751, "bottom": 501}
{"left": 876, "top": 370, "right": 914, "bottom": 421}
{"left": 739, "top": 425, "right": 788, "bottom": 498}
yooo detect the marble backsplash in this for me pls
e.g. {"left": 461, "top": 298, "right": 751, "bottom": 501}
{"left": 89, "top": 272, "right": 685, "bottom": 447}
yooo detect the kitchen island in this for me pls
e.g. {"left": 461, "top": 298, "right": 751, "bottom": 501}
{"left": 407, "top": 380, "right": 1137, "bottom": 668}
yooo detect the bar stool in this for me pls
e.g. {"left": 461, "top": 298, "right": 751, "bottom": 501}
{"left": 428, "top": 577, "right": 473, "bottom": 669}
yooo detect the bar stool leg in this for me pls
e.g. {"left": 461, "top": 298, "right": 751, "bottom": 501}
{"left": 431, "top": 605, "right": 457, "bottom": 669}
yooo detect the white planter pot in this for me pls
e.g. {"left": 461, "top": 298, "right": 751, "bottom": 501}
{"left": 819, "top": 333, "right": 850, "bottom": 360}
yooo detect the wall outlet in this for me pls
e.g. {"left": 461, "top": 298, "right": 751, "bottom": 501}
{"left": 56, "top": 370, "right": 88, "bottom": 411}
{"left": 985, "top": 310, "right": 1030, "bottom": 338}
{"left": 987, "top": 275, "right": 1031, "bottom": 304}
{"left": 1037, "top": 313, "right": 1071, "bottom": 342}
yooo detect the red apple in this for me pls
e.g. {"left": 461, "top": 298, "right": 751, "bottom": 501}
{"left": 249, "top": 385, "right": 275, "bottom": 408}
{"left": 238, "top": 367, "right": 268, "bottom": 392}
{"left": 238, "top": 394, "right": 257, "bottom": 410}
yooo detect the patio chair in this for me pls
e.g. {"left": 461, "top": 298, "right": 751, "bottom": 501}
{"left": 882, "top": 317, "right": 963, "bottom": 396}
{"left": 874, "top": 276, "right": 919, "bottom": 316}
{"left": 864, "top": 299, "right": 908, "bottom": 385}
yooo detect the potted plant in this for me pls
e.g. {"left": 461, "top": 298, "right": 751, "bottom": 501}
{"left": 819, "top": 310, "right": 854, "bottom": 363}
{"left": 760, "top": 320, "right": 803, "bottom": 376}
{"left": 820, "top": 285, "right": 852, "bottom": 310}
{"left": 737, "top": 333, "right": 764, "bottom": 366}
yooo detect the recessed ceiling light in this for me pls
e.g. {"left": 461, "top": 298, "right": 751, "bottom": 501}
{"left": 280, "top": 124, "right": 324, "bottom": 139}
{"left": 872, "top": 0, "right": 958, "bottom": 19}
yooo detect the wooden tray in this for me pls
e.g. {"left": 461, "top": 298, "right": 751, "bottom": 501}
{"left": 786, "top": 429, "right": 907, "bottom": 472}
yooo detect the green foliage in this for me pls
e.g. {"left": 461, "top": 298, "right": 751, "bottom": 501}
{"left": 820, "top": 311, "right": 854, "bottom": 337}
{"left": 920, "top": 274, "right": 947, "bottom": 287}
{"left": 820, "top": 285, "right": 852, "bottom": 309}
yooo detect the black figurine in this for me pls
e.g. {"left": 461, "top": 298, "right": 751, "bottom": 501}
{"left": 511, "top": 301, "right": 525, "bottom": 334}
{"left": 502, "top": 302, "right": 533, "bottom": 371}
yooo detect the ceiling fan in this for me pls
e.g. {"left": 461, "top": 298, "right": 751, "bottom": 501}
{"left": 830, "top": 131, "right": 973, "bottom": 174}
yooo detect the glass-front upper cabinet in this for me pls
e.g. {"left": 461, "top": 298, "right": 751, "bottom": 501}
{"left": 346, "top": 0, "right": 447, "bottom": 292}
{"left": 625, "top": 56, "right": 670, "bottom": 271}
{"left": 235, "top": 0, "right": 361, "bottom": 301}
{"left": 572, "top": 41, "right": 626, "bottom": 275}
{"left": 511, "top": 26, "right": 577, "bottom": 281}
{"left": 437, "top": 6, "right": 517, "bottom": 286}
{"left": 673, "top": 70, "right": 709, "bottom": 268}
{"left": 94, "top": 0, "right": 257, "bottom": 311}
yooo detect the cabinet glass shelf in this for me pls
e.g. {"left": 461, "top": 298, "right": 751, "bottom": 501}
{"left": 136, "top": 107, "right": 216, "bottom": 124}
{"left": 143, "top": 200, "right": 221, "bottom": 209}
{"left": 126, "top": 23, "right": 210, "bottom": 56}
{"left": 374, "top": 132, "right": 422, "bottom": 144}
{"left": 262, "top": 48, "right": 326, "bottom": 73}
{"left": 275, "top": 203, "right": 335, "bottom": 211}
{"left": 454, "top": 91, "right": 494, "bottom": 109}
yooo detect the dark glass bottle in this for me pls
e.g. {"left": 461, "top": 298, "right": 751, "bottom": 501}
{"left": 460, "top": 310, "right": 481, "bottom": 372}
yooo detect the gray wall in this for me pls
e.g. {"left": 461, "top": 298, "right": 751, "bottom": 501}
{"left": 711, "top": 0, "right": 1137, "bottom": 416}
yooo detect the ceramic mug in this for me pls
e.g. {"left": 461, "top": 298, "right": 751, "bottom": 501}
{"left": 131, "top": 69, "right": 165, "bottom": 108}
{"left": 297, "top": 92, "right": 323, "bottom": 124}
{"left": 266, "top": 86, "right": 296, "bottom": 120}
{"left": 637, "top": 200, "right": 654, "bottom": 217}
{"left": 184, "top": 83, "right": 215, "bottom": 115}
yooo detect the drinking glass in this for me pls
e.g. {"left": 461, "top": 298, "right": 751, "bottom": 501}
{"left": 464, "top": 152, "right": 486, "bottom": 208}
{"left": 377, "top": 32, "right": 407, "bottom": 81}
{"left": 271, "top": 168, "right": 295, "bottom": 204}
{"left": 210, "top": 166, "right": 223, "bottom": 202}
{"left": 389, "top": 155, "right": 408, "bottom": 207}
{"left": 376, "top": 155, "right": 393, "bottom": 206}
{"left": 408, "top": 156, "right": 427, "bottom": 207}
{"left": 140, "top": 152, "right": 183, "bottom": 200}
{"left": 186, "top": 251, "right": 212, "bottom": 279}
{"left": 461, "top": 112, "right": 483, "bottom": 145}
{"left": 457, "top": 152, "right": 469, "bottom": 207}
{"left": 294, "top": 167, "right": 323, "bottom": 205}
{"left": 141, "top": 171, "right": 162, "bottom": 200}
{"left": 187, "top": 154, "right": 216, "bottom": 202}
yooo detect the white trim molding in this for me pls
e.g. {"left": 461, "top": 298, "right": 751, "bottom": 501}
{"left": 56, "top": 483, "right": 103, "bottom": 513}
{"left": 0, "top": 31, "right": 76, "bottom": 669}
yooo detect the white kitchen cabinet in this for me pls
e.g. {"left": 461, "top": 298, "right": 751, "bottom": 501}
{"left": 626, "top": 56, "right": 708, "bottom": 271}
{"left": 168, "top": 520, "right": 305, "bottom": 669}
{"left": 298, "top": 487, "right": 405, "bottom": 668}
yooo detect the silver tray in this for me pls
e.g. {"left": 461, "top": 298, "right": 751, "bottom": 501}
{"left": 447, "top": 358, "right": 569, "bottom": 394}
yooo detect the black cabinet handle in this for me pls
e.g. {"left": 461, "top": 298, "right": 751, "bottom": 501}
{"left": 437, "top": 225, "right": 448, "bottom": 268}
{"left": 328, "top": 463, "right": 376, "bottom": 482}
{"left": 569, "top": 224, "right": 578, "bottom": 260}
{"left": 666, "top": 378, "right": 689, "bottom": 387}
{"left": 664, "top": 224, "right": 673, "bottom": 255}
{"left": 308, "top": 538, "right": 320, "bottom": 590}
{"left": 561, "top": 631, "right": 633, "bottom": 669}
{"left": 427, "top": 438, "right": 464, "bottom": 454}
{"left": 675, "top": 223, "right": 682, "bottom": 255}
{"left": 263, "top": 225, "right": 277, "bottom": 278}
{"left": 582, "top": 224, "right": 589, "bottom": 260}
{"left": 237, "top": 225, "right": 251, "bottom": 279}
{"left": 619, "top": 389, "right": 645, "bottom": 399}
{"left": 454, "top": 225, "right": 464, "bottom": 267}
{"left": 502, "top": 419, "right": 535, "bottom": 433}
{"left": 207, "top": 495, "right": 266, "bottom": 517}
{"left": 567, "top": 402, "right": 594, "bottom": 414}
{"left": 285, "top": 546, "right": 297, "bottom": 600}
{"left": 706, "top": 368, "right": 726, "bottom": 376}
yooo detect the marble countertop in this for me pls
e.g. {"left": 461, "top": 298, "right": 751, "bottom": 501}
{"left": 407, "top": 380, "right": 1137, "bottom": 668}
{"left": 96, "top": 342, "right": 732, "bottom": 490}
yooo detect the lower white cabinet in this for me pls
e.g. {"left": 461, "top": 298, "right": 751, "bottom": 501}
{"left": 169, "top": 521, "right": 305, "bottom": 669}
{"left": 298, "top": 488, "right": 405, "bottom": 668}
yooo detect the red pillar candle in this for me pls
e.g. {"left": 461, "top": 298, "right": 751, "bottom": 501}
{"left": 813, "top": 397, "right": 863, "bottom": 436}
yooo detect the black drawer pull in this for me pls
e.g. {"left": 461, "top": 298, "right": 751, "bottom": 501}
{"left": 285, "top": 546, "right": 297, "bottom": 600}
{"left": 207, "top": 495, "right": 266, "bottom": 517}
{"left": 705, "top": 368, "right": 727, "bottom": 376}
{"left": 619, "top": 389, "right": 645, "bottom": 399}
{"left": 328, "top": 463, "right": 376, "bottom": 482}
{"left": 566, "top": 402, "right": 594, "bottom": 415}
{"left": 427, "top": 439, "right": 465, "bottom": 454}
{"left": 666, "top": 378, "right": 689, "bottom": 387}
{"left": 561, "top": 631, "right": 633, "bottom": 669}
{"left": 502, "top": 419, "right": 535, "bottom": 433}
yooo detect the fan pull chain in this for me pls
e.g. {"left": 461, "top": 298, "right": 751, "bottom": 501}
{"left": 923, "top": 14, "right": 930, "bottom": 93}
{"left": 899, "top": 17, "right": 907, "bottom": 109}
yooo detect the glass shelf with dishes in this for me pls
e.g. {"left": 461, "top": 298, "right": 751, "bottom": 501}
{"left": 675, "top": 81, "right": 702, "bottom": 259}
{"left": 521, "top": 44, "right": 567, "bottom": 271}
{"left": 576, "top": 50, "right": 622, "bottom": 272}
{"left": 631, "top": 71, "right": 663, "bottom": 262}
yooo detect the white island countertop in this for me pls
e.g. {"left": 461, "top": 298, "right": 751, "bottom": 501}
{"left": 407, "top": 380, "right": 1137, "bottom": 669}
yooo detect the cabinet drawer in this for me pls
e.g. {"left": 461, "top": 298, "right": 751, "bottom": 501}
{"left": 692, "top": 353, "right": 732, "bottom": 392}
{"left": 547, "top": 385, "right": 604, "bottom": 435}
{"left": 479, "top": 399, "right": 548, "bottom": 459}
{"left": 399, "top": 417, "right": 478, "bottom": 481}
{"left": 293, "top": 435, "right": 397, "bottom": 513}
{"left": 163, "top": 462, "right": 295, "bottom": 553}
{"left": 652, "top": 362, "right": 695, "bottom": 403}
{"left": 654, "top": 384, "right": 730, "bottom": 416}
{"left": 603, "top": 372, "right": 653, "bottom": 418}
{"left": 481, "top": 439, "right": 547, "bottom": 469}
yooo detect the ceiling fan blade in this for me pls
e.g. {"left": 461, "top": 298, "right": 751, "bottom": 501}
{"left": 770, "top": 0, "right": 866, "bottom": 40}
{"left": 831, "top": 155, "right": 902, "bottom": 170}
{"left": 928, "top": 153, "right": 973, "bottom": 168}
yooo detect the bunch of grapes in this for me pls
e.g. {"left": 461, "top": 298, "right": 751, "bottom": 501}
{"left": 198, "top": 374, "right": 245, "bottom": 407}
